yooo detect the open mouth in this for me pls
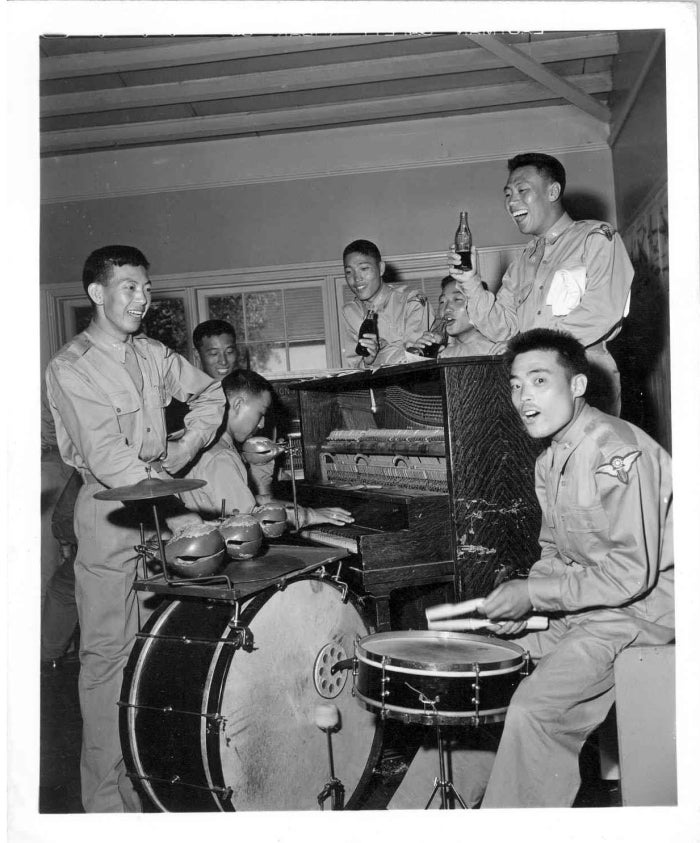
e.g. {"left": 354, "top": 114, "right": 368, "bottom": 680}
{"left": 127, "top": 309, "right": 144, "bottom": 319}
{"left": 521, "top": 408, "right": 540, "bottom": 422}
{"left": 511, "top": 210, "right": 528, "bottom": 223}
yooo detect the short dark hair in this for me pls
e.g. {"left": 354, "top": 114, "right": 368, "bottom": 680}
{"left": 82, "top": 245, "right": 149, "bottom": 296}
{"left": 343, "top": 239, "right": 382, "bottom": 264}
{"left": 507, "top": 153, "right": 566, "bottom": 195}
{"left": 506, "top": 329, "right": 589, "bottom": 380}
{"left": 221, "top": 369, "right": 273, "bottom": 403}
{"left": 440, "top": 275, "right": 455, "bottom": 290}
{"left": 192, "top": 319, "right": 237, "bottom": 351}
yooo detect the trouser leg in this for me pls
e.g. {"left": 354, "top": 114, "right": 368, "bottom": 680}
{"left": 41, "top": 551, "right": 79, "bottom": 661}
{"left": 481, "top": 624, "right": 620, "bottom": 808}
{"left": 74, "top": 487, "right": 143, "bottom": 813}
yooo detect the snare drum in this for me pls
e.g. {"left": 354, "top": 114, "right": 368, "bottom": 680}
{"left": 354, "top": 630, "right": 525, "bottom": 726}
{"left": 119, "top": 576, "right": 383, "bottom": 811}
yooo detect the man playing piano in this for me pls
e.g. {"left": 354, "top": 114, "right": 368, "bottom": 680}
{"left": 477, "top": 328, "right": 674, "bottom": 807}
{"left": 341, "top": 238, "right": 434, "bottom": 367}
{"left": 180, "top": 368, "right": 354, "bottom": 530}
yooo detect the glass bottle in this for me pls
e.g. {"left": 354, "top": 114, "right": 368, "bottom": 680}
{"left": 421, "top": 315, "right": 448, "bottom": 359}
{"left": 454, "top": 211, "right": 473, "bottom": 271}
{"left": 355, "top": 309, "right": 378, "bottom": 357}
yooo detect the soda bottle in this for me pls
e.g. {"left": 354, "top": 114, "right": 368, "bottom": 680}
{"left": 421, "top": 315, "right": 448, "bottom": 359}
{"left": 455, "top": 211, "right": 472, "bottom": 271}
{"left": 355, "top": 309, "right": 378, "bottom": 357}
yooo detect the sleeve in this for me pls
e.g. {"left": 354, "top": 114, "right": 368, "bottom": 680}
{"left": 46, "top": 361, "right": 155, "bottom": 488}
{"left": 340, "top": 303, "right": 365, "bottom": 369}
{"left": 528, "top": 448, "right": 667, "bottom": 613}
{"left": 374, "top": 292, "right": 433, "bottom": 366}
{"left": 462, "top": 264, "right": 522, "bottom": 342}
{"left": 183, "top": 450, "right": 257, "bottom": 520}
{"left": 160, "top": 348, "right": 225, "bottom": 462}
{"left": 555, "top": 231, "right": 634, "bottom": 346}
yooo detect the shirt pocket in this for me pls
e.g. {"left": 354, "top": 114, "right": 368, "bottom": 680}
{"left": 562, "top": 503, "right": 610, "bottom": 563}
{"left": 107, "top": 390, "right": 140, "bottom": 439}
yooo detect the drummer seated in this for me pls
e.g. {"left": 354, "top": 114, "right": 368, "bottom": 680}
{"left": 179, "top": 369, "right": 354, "bottom": 530}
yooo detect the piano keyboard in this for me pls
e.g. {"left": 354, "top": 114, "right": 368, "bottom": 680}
{"left": 298, "top": 524, "right": 381, "bottom": 554}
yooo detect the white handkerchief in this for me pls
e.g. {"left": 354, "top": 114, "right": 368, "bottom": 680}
{"left": 546, "top": 265, "right": 587, "bottom": 316}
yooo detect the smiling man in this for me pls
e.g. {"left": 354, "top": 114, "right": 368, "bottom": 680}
{"left": 341, "top": 238, "right": 433, "bottom": 367}
{"left": 450, "top": 153, "right": 634, "bottom": 414}
{"left": 46, "top": 245, "right": 224, "bottom": 812}
{"left": 475, "top": 328, "right": 674, "bottom": 807}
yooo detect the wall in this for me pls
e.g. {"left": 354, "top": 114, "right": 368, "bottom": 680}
{"left": 610, "top": 34, "right": 670, "bottom": 449}
{"left": 41, "top": 104, "right": 615, "bottom": 287}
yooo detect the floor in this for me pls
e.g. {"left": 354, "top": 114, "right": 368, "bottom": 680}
{"left": 39, "top": 655, "right": 621, "bottom": 813}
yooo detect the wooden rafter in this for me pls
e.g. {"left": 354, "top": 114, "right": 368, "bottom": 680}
{"left": 467, "top": 34, "right": 611, "bottom": 124}
{"left": 41, "top": 33, "right": 618, "bottom": 118}
{"left": 41, "top": 71, "right": 612, "bottom": 155}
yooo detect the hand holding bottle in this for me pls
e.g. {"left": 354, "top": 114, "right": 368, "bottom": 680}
{"left": 355, "top": 309, "right": 379, "bottom": 360}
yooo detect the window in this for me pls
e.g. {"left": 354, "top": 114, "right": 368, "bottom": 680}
{"left": 198, "top": 281, "right": 327, "bottom": 376}
{"left": 57, "top": 294, "right": 190, "bottom": 356}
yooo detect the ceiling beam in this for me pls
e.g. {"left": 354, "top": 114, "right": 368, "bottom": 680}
{"left": 41, "top": 71, "right": 611, "bottom": 155}
{"left": 467, "top": 34, "right": 611, "bottom": 124}
{"left": 41, "top": 33, "right": 619, "bottom": 117}
{"left": 40, "top": 34, "right": 431, "bottom": 80}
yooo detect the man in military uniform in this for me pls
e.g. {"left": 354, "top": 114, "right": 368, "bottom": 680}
{"left": 46, "top": 245, "right": 225, "bottom": 812}
{"left": 477, "top": 328, "right": 673, "bottom": 807}
{"left": 450, "top": 153, "right": 634, "bottom": 414}
{"left": 341, "top": 239, "right": 434, "bottom": 367}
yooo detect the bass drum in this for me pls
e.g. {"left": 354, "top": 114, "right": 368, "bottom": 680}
{"left": 120, "top": 577, "right": 383, "bottom": 811}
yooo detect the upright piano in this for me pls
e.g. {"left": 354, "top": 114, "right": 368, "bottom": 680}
{"left": 286, "top": 357, "right": 543, "bottom": 629}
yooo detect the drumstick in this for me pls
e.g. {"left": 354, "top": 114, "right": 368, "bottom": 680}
{"left": 425, "top": 597, "right": 485, "bottom": 622}
{"left": 427, "top": 616, "right": 549, "bottom": 632}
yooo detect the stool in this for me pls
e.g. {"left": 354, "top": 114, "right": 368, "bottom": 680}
{"left": 613, "top": 644, "right": 676, "bottom": 806}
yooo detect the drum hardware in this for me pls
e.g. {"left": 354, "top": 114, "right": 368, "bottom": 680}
{"left": 313, "top": 643, "right": 350, "bottom": 699}
{"left": 314, "top": 704, "right": 345, "bottom": 810}
{"left": 128, "top": 771, "right": 233, "bottom": 801}
{"left": 118, "top": 700, "right": 226, "bottom": 731}
{"left": 226, "top": 601, "right": 253, "bottom": 651}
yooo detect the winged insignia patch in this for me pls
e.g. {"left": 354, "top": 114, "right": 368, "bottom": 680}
{"left": 595, "top": 450, "right": 642, "bottom": 484}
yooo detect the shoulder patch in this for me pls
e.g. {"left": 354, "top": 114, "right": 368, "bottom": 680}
{"left": 595, "top": 450, "right": 642, "bottom": 484}
{"left": 408, "top": 290, "right": 428, "bottom": 306}
{"left": 589, "top": 222, "right": 615, "bottom": 241}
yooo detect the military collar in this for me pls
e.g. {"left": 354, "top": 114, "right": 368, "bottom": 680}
{"left": 84, "top": 321, "right": 146, "bottom": 362}
{"left": 531, "top": 212, "right": 574, "bottom": 249}
{"left": 356, "top": 282, "right": 391, "bottom": 313}
{"left": 551, "top": 402, "right": 594, "bottom": 454}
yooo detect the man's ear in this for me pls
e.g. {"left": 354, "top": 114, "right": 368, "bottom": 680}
{"left": 571, "top": 373, "right": 587, "bottom": 399}
{"left": 379, "top": 260, "right": 386, "bottom": 277}
{"left": 548, "top": 181, "right": 562, "bottom": 202}
{"left": 193, "top": 348, "right": 202, "bottom": 369}
{"left": 87, "top": 282, "right": 104, "bottom": 306}
{"left": 228, "top": 394, "right": 245, "bottom": 416}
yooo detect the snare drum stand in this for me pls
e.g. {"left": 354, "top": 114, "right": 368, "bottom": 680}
{"left": 425, "top": 721, "right": 468, "bottom": 809}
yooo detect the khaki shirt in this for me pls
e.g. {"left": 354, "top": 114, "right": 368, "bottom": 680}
{"left": 462, "top": 214, "right": 634, "bottom": 347}
{"left": 180, "top": 432, "right": 257, "bottom": 520}
{"left": 341, "top": 283, "right": 434, "bottom": 368}
{"left": 527, "top": 404, "right": 674, "bottom": 640}
{"left": 438, "top": 332, "right": 505, "bottom": 358}
{"left": 46, "top": 323, "right": 224, "bottom": 489}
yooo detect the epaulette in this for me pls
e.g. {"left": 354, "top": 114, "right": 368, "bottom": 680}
{"left": 54, "top": 332, "right": 92, "bottom": 364}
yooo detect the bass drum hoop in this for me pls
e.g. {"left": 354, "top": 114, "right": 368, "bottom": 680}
{"left": 120, "top": 575, "right": 384, "bottom": 812}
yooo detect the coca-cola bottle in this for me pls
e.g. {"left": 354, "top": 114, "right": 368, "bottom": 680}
{"left": 421, "top": 315, "right": 448, "bottom": 359}
{"left": 454, "top": 211, "right": 473, "bottom": 271}
{"left": 355, "top": 309, "right": 378, "bottom": 357}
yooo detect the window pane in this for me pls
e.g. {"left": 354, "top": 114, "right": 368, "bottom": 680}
{"left": 142, "top": 298, "right": 188, "bottom": 356}
{"left": 241, "top": 342, "right": 287, "bottom": 375}
{"left": 206, "top": 295, "right": 245, "bottom": 337}
{"left": 245, "top": 291, "right": 284, "bottom": 341}
{"left": 289, "top": 341, "right": 327, "bottom": 371}
{"left": 285, "top": 288, "right": 325, "bottom": 340}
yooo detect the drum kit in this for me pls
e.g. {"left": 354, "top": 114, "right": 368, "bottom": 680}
{"left": 93, "top": 451, "right": 537, "bottom": 812}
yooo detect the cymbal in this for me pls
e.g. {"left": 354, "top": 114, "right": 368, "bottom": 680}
{"left": 93, "top": 476, "right": 207, "bottom": 501}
